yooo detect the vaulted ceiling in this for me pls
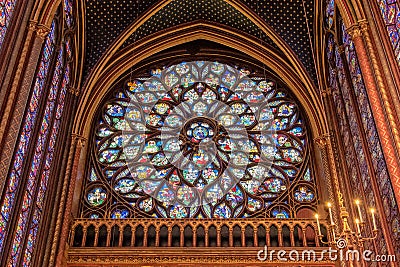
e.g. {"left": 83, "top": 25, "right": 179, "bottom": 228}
{"left": 84, "top": 0, "right": 316, "bottom": 84}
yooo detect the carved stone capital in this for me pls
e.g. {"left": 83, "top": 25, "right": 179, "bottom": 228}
{"left": 358, "top": 19, "right": 369, "bottom": 33}
{"left": 314, "top": 134, "right": 331, "bottom": 148}
{"left": 36, "top": 24, "right": 51, "bottom": 39}
{"left": 28, "top": 21, "right": 51, "bottom": 39}
{"left": 28, "top": 21, "right": 38, "bottom": 32}
{"left": 346, "top": 24, "right": 362, "bottom": 39}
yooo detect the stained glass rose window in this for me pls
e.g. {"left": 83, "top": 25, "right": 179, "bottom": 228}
{"left": 82, "top": 61, "right": 316, "bottom": 219}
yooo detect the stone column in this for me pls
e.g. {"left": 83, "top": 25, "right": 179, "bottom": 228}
{"left": 54, "top": 134, "right": 86, "bottom": 267}
{"left": 314, "top": 135, "right": 340, "bottom": 232}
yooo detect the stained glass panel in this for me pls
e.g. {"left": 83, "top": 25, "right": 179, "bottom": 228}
{"left": 326, "top": 0, "right": 335, "bottom": 29}
{"left": 64, "top": 0, "right": 73, "bottom": 28}
{"left": 377, "top": 0, "right": 400, "bottom": 65}
{"left": 83, "top": 61, "right": 316, "bottom": 219}
{"left": 0, "top": 21, "right": 56, "bottom": 253}
{"left": 0, "top": 0, "right": 17, "bottom": 48}
{"left": 22, "top": 64, "right": 70, "bottom": 266}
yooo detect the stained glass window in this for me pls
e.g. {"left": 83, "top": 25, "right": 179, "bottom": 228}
{"left": 377, "top": 0, "right": 400, "bottom": 65}
{"left": 64, "top": 0, "right": 73, "bottom": 28}
{"left": 0, "top": 20, "right": 56, "bottom": 253}
{"left": 0, "top": 0, "right": 17, "bottom": 49}
{"left": 326, "top": 0, "right": 335, "bottom": 29}
{"left": 0, "top": 1, "right": 73, "bottom": 263}
{"left": 22, "top": 63, "right": 70, "bottom": 267}
{"left": 82, "top": 61, "right": 316, "bottom": 219}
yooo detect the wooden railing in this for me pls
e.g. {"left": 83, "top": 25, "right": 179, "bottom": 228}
{"left": 69, "top": 218, "right": 329, "bottom": 248}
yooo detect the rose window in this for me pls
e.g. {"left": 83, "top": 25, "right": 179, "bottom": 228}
{"left": 82, "top": 61, "right": 317, "bottom": 219}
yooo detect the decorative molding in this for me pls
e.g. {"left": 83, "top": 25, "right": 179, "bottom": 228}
{"left": 358, "top": 19, "right": 400, "bottom": 164}
{"left": 36, "top": 25, "right": 51, "bottom": 39}
{"left": 49, "top": 135, "right": 79, "bottom": 266}
{"left": 28, "top": 21, "right": 38, "bottom": 32}
{"left": 0, "top": 26, "right": 44, "bottom": 193}
{"left": 358, "top": 19, "right": 369, "bottom": 33}
{"left": 67, "top": 255, "right": 334, "bottom": 265}
{"left": 55, "top": 133, "right": 86, "bottom": 267}
{"left": 314, "top": 134, "right": 340, "bottom": 232}
{"left": 71, "top": 133, "right": 87, "bottom": 147}
{"left": 67, "top": 247, "right": 335, "bottom": 265}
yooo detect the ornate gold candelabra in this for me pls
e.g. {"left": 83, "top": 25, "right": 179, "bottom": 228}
{"left": 315, "top": 192, "right": 378, "bottom": 250}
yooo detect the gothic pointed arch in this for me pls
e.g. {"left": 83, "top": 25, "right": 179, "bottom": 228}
{"left": 75, "top": 23, "right": 325, "bottom": 140}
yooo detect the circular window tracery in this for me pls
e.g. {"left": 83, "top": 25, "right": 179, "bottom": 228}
{"left": 83, "top": 61, "right": 316, "bottom": 219}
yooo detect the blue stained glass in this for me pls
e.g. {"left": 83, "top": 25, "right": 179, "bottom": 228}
{"left": 294, "top": 186, "right": 315, "bottom": 202}
{"left": 272, "top": 208, "right": 289, "bottom": 218}
{"left": 326, "top": 0, "right": 335, "bottom": 28}
{"left": 303, "top": 168, "right": 311, "bottom": 181}
{"left": 0, "top": 20, "right": 56, "bottom": 253}
{"left": 111, "top": 209, "right": 129, "bottom": 219}
{"left": 214, "top": 203, "right": 232, "bottom": 218}
{"left": 87, "top": 187, "right": 107, "bottom": 206}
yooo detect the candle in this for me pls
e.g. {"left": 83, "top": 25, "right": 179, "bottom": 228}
{"left": 327, "top": 202, "right": 334, "bottom": 226}
{"left": 355, "top": 218, "right": 361, "bottom": 234}
{"left": 315, "top": 214, "right": 321, "bottom": 235}
{"left": 370, "top": 208, "right": 377, "bottom": 230}
{"left": 355, "top": 199, "right": 363, "bottom": 223}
